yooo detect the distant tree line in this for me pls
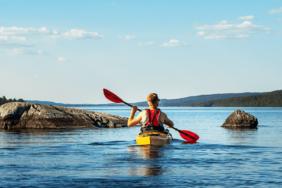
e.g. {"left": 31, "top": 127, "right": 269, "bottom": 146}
{"left": 0, "top": 96, "right": 24, "bottom": 106}
{"left": 183, "top": 90, "right": 282, "bottom": 107}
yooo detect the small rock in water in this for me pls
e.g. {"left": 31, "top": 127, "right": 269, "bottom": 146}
{"left": 221, "top": 109, "right": 258, "bottom": 128}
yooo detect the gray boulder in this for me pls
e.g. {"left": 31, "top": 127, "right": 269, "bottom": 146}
{"left": 0, "top": 102, "right": 131, "bottom": 130}
{"left": 221, "top": 109, "right": 258, "bottom": 128}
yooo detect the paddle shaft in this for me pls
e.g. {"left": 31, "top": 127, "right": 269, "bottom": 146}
{"left": 123, "top": 101, "right": 142, "bottom": 112}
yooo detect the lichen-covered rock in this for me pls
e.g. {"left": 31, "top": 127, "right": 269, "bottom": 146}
{"left": 221, "top": 109, "right": 258, "bottom": 128}
{"left": 0, "top": 102, "right": 131, "bottom": 130}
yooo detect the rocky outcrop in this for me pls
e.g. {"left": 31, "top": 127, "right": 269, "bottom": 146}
{"left": 221, "top": 110, "right": 258, "bottom": 128}
{"left": 0, "top": 102, "right": 131, "bottom": 130}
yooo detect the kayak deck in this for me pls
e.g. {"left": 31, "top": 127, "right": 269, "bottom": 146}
{"left": 136, "top": 131, "right": 171, "bottom": 146}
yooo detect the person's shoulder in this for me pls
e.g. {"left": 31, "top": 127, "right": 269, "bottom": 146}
{"left": 159, "top": 110, "right": 167, "bottom": 116}
{"left": 140, "top": 110, "right": 147, "bottom": 115}
{"left": 136, "top": 110, "right": 146, "bottom": 118}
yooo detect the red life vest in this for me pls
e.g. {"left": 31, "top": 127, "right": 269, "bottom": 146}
{"left": 145, "top": 109, "right": 160, "bottom": 126}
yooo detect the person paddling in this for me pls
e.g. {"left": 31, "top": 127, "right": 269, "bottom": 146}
{"left": 127, "top": 93, "right": 174, "bottom": 132}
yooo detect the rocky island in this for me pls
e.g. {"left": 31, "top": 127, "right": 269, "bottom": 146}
{"left": 222, "top": 110, "right": 258, "bottom": 129}
{"left": 0, "top": 102, "right": 131, "bottom": 130}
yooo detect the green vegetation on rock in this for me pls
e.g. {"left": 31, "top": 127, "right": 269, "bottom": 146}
{"left": 0, "top": 96, "right": 24, "bottom": 106}
{"left": 184, "top": 90, "right": 282, "bottom": 107}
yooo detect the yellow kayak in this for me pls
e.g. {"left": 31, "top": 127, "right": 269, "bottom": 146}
{"left": 136, "top": 131, "right": 172, "bottom": 146}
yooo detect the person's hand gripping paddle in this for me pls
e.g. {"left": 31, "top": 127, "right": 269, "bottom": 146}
{"left": 103, "top": 89, "right": 199, "bottom": 142}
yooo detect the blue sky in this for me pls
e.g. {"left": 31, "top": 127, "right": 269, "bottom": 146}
{"left": 1, "top": 0, "right": 281, "bottom": 104}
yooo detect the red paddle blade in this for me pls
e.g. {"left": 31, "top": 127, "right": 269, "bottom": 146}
{"left": 103, "top": 89, "right": 124, "bottom": 103}
{"left": 179, "top": 130, "right": 199, "bottom": 142}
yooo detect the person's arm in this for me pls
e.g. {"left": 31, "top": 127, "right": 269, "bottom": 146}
{"left": 128, "top": 106, "right": 142, "bottom": 127}
{"left": 164, "top": 114, "right": 174, "bottom": 128}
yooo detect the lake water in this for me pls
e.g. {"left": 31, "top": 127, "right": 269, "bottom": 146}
{"left": 0, "top": 107, "right": 282, "bottom": 187}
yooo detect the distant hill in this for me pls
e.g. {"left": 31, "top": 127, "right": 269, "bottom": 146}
{"left": 26, "top": 91, "right": 267, "bottom": 107}
{"left": 134, "top": 92, "right": 267, "bottom": 107}
{"left": 184, "top": 90, "right": 282, "bottom": 107}
{"left": 25, "top": 100, "right": 69, "bottom": 106}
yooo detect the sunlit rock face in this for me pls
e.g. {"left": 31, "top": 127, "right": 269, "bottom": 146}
{"left": 221, "top": 110, "right": 258, "bottom": 128}
{"left": 0, "top": 102, "right": 130, "bottom": 130}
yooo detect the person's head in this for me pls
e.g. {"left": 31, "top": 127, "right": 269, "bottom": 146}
{"left": 147, "top": 93, "right": 160, "bottom": 109}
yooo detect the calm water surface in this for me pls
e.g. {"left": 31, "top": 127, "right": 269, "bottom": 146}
{"left": 0, "top": 107, "right": 282, "bottom": 187}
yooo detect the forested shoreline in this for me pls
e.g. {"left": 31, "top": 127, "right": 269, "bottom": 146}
{"left": 0, "top": 96, "right": 24, "bottom": 106}
{"left": 183, "top": 90, "right": 282, "bottom": 107}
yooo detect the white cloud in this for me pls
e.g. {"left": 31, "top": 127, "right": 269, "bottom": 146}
{"left": 58, "top": 57, "right": 68, "bottom": 62}
{"left": 0, "top": 26, "right": 50, "bottom": 35}
{"left": 0, "top": 27, "right": 47, "bottom": 47}
{"left": 7, "top": 47, "right": 43, "bottom": 56}
{"left": 196, "top": 20, "right": 270, "bottom": 39}
{"left": 59, "top": 29, "right": 103, "bottom": 39}
{"left": 0, "top": 36, "right": 8, "bottom": 40}
{"left": 268, "top": 7, "right": 282, "bottom": 14}
{"left": 0, "top": 26, "right": 103, "bottom": 41}
{"left": 138, "top": 41, "right": 154, "bottom": 46}
{"left": 0, "top": 36, "right": 27, "bottom": 42}
{"left": 204, "top": 34, "right": 226, "bottom": 39}
{"left": 0, "top": 26, "right": 104, "bottom": 57}
{"left": 278, "top": 18, "right": 282, "bottom": 22}
{"left": 235, "top": 34, "right": 250, "bottom": 38}
{"left": 38, "top": 50, "right": 44, "bottom": 55}
{"left": 196, "top": 21, "right": 269, "bottom": 32}
{"left": 118, "top": 35, "right": 136, "bottom": 40}
{"left": 238, "top": 15, "right": 255, "bottom": 20}
{"left": 161, "top": 39, "right": 189, "bottom": 47}
{"left": 0, "top": 35, "right": 31, "bottom": 47}
{"left": 38, "top": 27, "right": 49, "bottom": 34}
{"left": 57, "top": 56, "right": 74, "bottom": 62}
{"left": 196, "top": 31, "right": 206, "bottom": 36}
{"left": 10, "top": 36, "right": 26, "bottom": 41}
{"left": 204, "top": 34, "right": 249, "bottom": 39}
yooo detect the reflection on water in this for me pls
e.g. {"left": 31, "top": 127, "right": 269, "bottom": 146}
{"left": 127, "top": 145, "right": 167, "bottom": 176}
{"left": 138, "top": 145, "right": 166, "bottom": 159}
{"left": 0, "top": 129, "right": 85, "bottom": 147}
{"left": 181, "top": 141, "right": 198, "bottom": 145}
{"left": 223, "top": 127, "right": 258, "bottom": 145}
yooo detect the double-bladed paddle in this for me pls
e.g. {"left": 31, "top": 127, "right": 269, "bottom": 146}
{"left": 103, "top": 88, "right": 199, "bottom": 142}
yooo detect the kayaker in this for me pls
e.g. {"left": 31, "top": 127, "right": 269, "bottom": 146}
{"left": 128, "top": 93, "right": 174, "bottom": 132}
